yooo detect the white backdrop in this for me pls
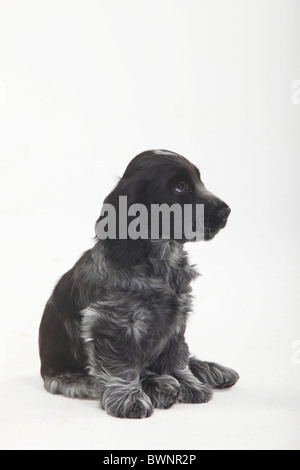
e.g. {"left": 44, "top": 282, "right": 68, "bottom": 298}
{"left": 0, "top": 0, "right": 299, "bottom": 450}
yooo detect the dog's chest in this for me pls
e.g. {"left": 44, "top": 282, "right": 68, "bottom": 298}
{"left": 86, "top": 244, "right": 199, "bottom": 366}
{"left": 130, "top": 257, "right": 198, "bottom": 365}
{"left": 142, "top": 250, "right": 198, "bottom": 330}
{"left": 148, "top": 246, "right": 198, "bottom": 294}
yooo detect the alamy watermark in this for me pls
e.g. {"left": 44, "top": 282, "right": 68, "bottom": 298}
{"left": 0, "top": 340, "right": 6, "bottom": 365}
{"left": 291, "top": 339, "right": 300, "bottom": 365}
{"left": 96, "top": 196, "right": 204, "bottom": 241}
{"left": 291, "top": 80, "right": 300, "bottom": 104}
{"left": 0, "top": 81, "right": 6, "bottom": 105}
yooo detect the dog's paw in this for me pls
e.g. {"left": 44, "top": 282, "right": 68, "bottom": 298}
{"left": 179, "top": 382, "right": 213, "bottom": 404}
{"left": 189, "top": 357, "right": 239, "bottom": 390}
{"left": 142, "top": 375, "right": 181, "bottom": 409}
{"left": 174, "top": 367, "right": 213, "bottom": 404}
{"left": 206, "top": 362, "right": 239, "bottom": 389}
{"left": 104, "top": 389, "right": 154, "bottom": 419}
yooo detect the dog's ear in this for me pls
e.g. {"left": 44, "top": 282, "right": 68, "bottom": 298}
{"left": 95, "top": 176, "right": 152, "bottom": 268}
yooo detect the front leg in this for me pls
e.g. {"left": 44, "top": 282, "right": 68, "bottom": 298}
{"left": 148, "top": 336, "right": 213, "bottom": 404}
{"left": 189, "top": 356, "right": 239, "bottom": 389}
{"left": 99, "top": 373, "right": 153, "bottom": 419}
{"left": 81, "top": 304, "right": 154, "bottom": 419}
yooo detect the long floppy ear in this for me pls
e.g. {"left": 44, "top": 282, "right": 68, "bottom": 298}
{"left": 95, "top": 176, "right": 152, "bottom": 268}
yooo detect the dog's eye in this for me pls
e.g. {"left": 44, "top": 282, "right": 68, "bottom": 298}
{"left": 175, "top": 182, "right": 187, "bottom": 193}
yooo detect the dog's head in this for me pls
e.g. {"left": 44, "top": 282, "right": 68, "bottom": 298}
{"left": 96, "top": 150, "right": 231, "bottom": 266}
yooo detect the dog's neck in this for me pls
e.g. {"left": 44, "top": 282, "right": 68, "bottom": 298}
{"left": 148, "top": 240, "right": 199, "bottom": 292}
{"left": 150, "top": 239, "right": 183, "bottom": 259}
{"left": 92, "top": 239, "right": 199, "bottom": 294}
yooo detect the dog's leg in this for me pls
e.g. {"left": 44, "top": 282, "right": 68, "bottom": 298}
{"left": 43, "top": 371, "right": 96, "bottom": 398}
{"left": 81, "top": 306, "right": 154, "bottom": 419}
{"left": 189, "top": 357, "right": 239, "bottom": 389}
{"left": 149, "top": 336, "right": 213, "bottom": 404}
{"left": 96, "top": 371, "right": 154, "bottom": 419}
{"left": 86, "top": 356, "right": 154, "bottom": 419}
{"left": 140, "top": 369, "right": 181, "bottom": 409}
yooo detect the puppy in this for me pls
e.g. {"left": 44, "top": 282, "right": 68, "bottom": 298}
{"left": 39, "top": 149, "right": 239, "bottom": 418}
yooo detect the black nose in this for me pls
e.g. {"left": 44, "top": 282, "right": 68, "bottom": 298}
{"left": 217, "top": 205, "right": 231, "bottom": 222}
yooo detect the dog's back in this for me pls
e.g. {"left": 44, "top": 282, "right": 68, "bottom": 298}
{"left": 39, "top": 250, "right": 97, "bottom": 397}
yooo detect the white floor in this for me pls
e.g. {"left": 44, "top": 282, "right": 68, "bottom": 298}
{"left": 1, "top": 212, "right": 299, "bottom": 450}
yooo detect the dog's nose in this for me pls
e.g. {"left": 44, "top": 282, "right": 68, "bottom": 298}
{"left": 217, "top": 205, "right": 231, "bottom": 222}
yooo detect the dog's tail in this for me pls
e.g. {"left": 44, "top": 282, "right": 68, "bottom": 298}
{"left": 42, "top": 372, "right": 96, "bottom": 399}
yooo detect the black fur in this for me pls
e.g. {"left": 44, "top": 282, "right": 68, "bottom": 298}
{"left": 39, "top": 149, "right": 239, "bottom": 418}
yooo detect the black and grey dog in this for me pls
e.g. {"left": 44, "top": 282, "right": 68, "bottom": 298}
{"left": 39, "top": 150, "right": 239, "bottom": 418}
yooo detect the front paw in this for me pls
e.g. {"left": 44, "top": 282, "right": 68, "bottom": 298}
{"left": 142, "top": 375, "right": 181, "bottom": 409}
{"left": 179, "top": 382, "right": 213, "bottom": 404}
{"left": 174, "top": 368, "right": 213, "bottom": 404}
{"left": 104, "top": 389, "right": 154, "bottom": 419}
{"left": 189, "top": 357, "right": 239, "bottom": 390}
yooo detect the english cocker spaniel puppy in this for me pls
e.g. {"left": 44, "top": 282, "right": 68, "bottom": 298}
{"left": 39, "top": 149, "right": 239, "bottom": 418}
